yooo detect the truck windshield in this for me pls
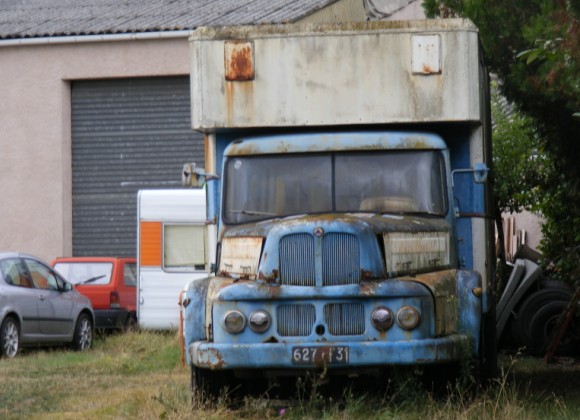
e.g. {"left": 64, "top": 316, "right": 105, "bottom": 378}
{"left": 223, "top": 150, "right": 447, "bottom": 224}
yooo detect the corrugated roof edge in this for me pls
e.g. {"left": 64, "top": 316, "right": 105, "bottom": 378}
{"left": 0, "top": 30, "right": 192, "bottom": 47}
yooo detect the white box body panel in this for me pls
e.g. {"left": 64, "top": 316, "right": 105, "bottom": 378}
{"left": 190, "top": 20, "right": 482, "bottom": 130}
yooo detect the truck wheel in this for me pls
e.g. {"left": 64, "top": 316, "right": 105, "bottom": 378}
{"left": 0, "top": 317, "right": 20, "bottom": 358}
{"left": 515, "top": 289, "right": 571, "bottom": 350}
{"left": 530, "top": 301, "right": 579, "bottom": 356}
{"left": 190, "top": 365, "right": 231, "bottom": 402}
{"left": 72, "top": 313, "right": 93, "bottom": 351}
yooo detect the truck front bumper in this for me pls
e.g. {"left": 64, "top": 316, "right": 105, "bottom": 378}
{"left": 189, "top": 335, "right": 471, "bottom": 370}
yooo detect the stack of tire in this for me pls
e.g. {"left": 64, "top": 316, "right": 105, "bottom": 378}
{"left": 510, "top": 279, "right": 578, "bottom": 356}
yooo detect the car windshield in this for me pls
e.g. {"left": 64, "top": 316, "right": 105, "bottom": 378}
{"left": 223, "top": 150, "right": 447, "bottom": 224}
{"left": 53, "top": 262, "right": 113, "bottom": 285}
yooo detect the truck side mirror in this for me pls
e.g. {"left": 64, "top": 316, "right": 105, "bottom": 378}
{"left": 473, "top": 162, "right": 489, "bottom": 183}
{"left": 451, "top": 163, "right": 489, "bottom": 187}
{"left": 182, "top": 162, "right": 219, "bottom": 188}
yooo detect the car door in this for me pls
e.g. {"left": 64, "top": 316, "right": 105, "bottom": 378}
{"left": 24, "top": 258, "right": 75, "bottom": 337}
{"left": 0, "top": 257, "right": 40, "bottom": 338}
{"left": 120, "top": 260, "right": 137, "bottom": 313}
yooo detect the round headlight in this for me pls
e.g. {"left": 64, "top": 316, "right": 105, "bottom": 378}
{"left": 397, "top": 306, "right": 420, "bottom": 330}
{"left": 224, "top": 310, "right": 246, "bottom": 334}
{"left": 371, "top": 307, "right": 394, "bottom": 331}
{"left": 249, "top": 310, "right": 271, "bottom": 333}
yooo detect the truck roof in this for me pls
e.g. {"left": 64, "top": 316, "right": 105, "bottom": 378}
{"left": 224, "top": 132, "right": 447, "bottom": 156}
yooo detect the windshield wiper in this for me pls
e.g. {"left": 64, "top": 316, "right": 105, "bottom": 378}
{"left": 228, "top": 210, "right": 279, "bottom": 216}
{"left": 78, "top": 274, "right": 106, "bottom": 285}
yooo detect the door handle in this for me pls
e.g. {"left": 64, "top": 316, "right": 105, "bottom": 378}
{"left": 38, "top": 295, "right": 46, "bottom": 301}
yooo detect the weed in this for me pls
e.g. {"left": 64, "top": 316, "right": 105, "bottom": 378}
{"left": 1, "top": 333, "right": 580, "bottom": 418}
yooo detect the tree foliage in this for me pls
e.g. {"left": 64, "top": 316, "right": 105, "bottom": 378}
{"left": 490, "top": 84, "right": 547, "bottom": 215}
{"left": 423, "top": 0, "right": 580, "bottom": 282}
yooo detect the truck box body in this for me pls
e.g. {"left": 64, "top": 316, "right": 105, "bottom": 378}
{"left": 183, "top": 20, "right": 495, "bottom": 392}
{"left": 191, "top": 20, "right": 482, "bottom": 129}
{"left": 137, "top": 189, "right": 209, "bottom": 330}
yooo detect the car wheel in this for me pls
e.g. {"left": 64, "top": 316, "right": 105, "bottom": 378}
{"left": 0, "top": 317, "right": 20, "bottom": 358}
{"left": 540, "top": 278, "right": 573, "bottom": 293}
{"left": 530, "top": 301, "right": 579, "bottom": 357}
{"left": 123, "top": 313, "right": 138, "bottom": 332}
{"left": 72, "top": 313, "right": 93, "bottom": 351}
{"left": 515, "top": 288, "right": 571, "bottom": 350}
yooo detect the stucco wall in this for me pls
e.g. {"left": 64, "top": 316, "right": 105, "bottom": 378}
{"left": 0, "top": 37, "right": 190, "bottom": 261}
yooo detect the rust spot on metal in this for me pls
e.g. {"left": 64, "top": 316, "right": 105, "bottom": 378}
{"left": 361, "top": 269, "right": 377, "bottom": 281}
{"left": 422, "top": 64, "right": 434, "bottom": 74}
{"left": 200, "top": 347, "right": 226, "bottom": 369}
{"left": 359, "top": 281, "right": 378, "bottom": 295}
{"left": 224, "top": 40, "right": 255, "bottom": 81}
{"left": 258, "top": 269, "right": 279, "bottom": 284}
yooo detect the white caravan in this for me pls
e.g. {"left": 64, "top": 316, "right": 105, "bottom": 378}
{"left": 137, "top": 189, "right": 211, "bottom": 330}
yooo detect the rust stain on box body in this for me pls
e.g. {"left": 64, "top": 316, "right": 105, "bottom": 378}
{"left": 225, "top": 40, "right": 255, "bottom": 81}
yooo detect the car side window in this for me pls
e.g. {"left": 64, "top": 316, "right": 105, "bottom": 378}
{"left": 124, "top": 263, "right": 137, "bottom": 287}
{"left": 0, "top": 258, "right": 33, "bottom": 288}
{"left": 25, "top": 259, "right": 61, "bottom": 291}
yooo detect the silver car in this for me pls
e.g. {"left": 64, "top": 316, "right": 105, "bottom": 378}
{"left": 0, "top": 252, "right": 94, "bottom": 358}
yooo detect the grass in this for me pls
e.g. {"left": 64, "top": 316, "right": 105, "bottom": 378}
{"left": 1, "top": 331, "right": 580, "bottom": 419}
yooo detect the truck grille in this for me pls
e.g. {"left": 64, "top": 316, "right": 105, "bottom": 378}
{"left": 277, "top": 304, "right": 315, "bottom": 336}
{"left": 324, "top": 303, "right": 365, "bottom": 335}
{"left": 279, "top": 232, "right": 360, "bottom": 286}
{"left": 276, "top": 303, "right": 365, "bottom": 337}
{"left": 279, "top": 233, "right": 315, "bottom": 286}
{"left": 322, "top": 233, "right": 360, "bottom": 285}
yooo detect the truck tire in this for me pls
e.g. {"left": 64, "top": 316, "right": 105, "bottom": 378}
{"left": 515, "top": 289, "right": 571, "bottom": 351}
{"left": 190, "top": 365, "right": 231, "bottom": 402}
{"left": 529, "top": 301, "right": 579, "bottom": 356}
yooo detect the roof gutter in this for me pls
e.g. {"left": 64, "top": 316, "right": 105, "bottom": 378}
{"left": 0, "top": 30, "right": 191, "bottom": 47}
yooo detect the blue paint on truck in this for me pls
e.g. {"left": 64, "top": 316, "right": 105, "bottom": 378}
{"left": 182, "top": 20, "right": 496, "bottom": 398}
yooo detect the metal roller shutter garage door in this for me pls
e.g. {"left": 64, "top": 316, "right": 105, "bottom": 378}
{"left": 71, "top": 77, "right": 203, "bottom": 257}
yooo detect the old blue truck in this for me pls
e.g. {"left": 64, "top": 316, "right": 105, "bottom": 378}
{"left": 181, "top": 19, "right": 496, "bottom": 397}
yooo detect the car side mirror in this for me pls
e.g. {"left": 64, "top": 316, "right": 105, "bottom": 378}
{"left": 62, "top": 282, "right": 73, "bottom": 292}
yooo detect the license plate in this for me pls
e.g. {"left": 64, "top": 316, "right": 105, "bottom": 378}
{"left": 291, "top": 346, "right": 349, "bottom": 365}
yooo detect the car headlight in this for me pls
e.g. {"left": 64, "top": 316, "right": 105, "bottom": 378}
{"left": 219, "top": 237, "right": 263, "bottom": 280}
{"left": 383, "top": 231, "right": 449, "bottom": 276}
{"left": 224, "top": 310, "right": 246, "bottom": 334}
{"left": 248, "top": 310, "right": 271, "bottom": 333}
{"left": 371, "top": 306, "right": 394, "bottom": 331}
{"left": 397, "top": 306, "right": 420, "bottom": 330}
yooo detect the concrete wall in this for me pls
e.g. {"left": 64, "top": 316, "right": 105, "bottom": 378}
{"left": 0, "top": 37, "right": 190, "bottom": 261}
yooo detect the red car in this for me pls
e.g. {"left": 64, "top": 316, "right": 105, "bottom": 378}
{"left": 52, "top": 257, "right": 137, "bottom": 330}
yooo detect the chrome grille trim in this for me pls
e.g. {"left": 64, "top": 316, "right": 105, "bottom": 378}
{"left": 322, "top": 233, "right": 360, "bottom": 285}
{"left": 279, "top": 233, "right": 315, "bottom": 286}
{"left": 277, "top": 304, "right": 315, "bottom": 336}
{"left": 324, "top": 303, "right": 365, "bottom": 335}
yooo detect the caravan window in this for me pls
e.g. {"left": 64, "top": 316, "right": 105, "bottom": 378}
{"left": 163, "top": 224, "right": 206, "bottom": 271}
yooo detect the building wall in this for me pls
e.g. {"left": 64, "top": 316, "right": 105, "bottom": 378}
{"left": 0, "top": 38, "right": 190, "bottom": 261}
{"left": 0, "top": 2, "right": 370, "bottom": 263}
